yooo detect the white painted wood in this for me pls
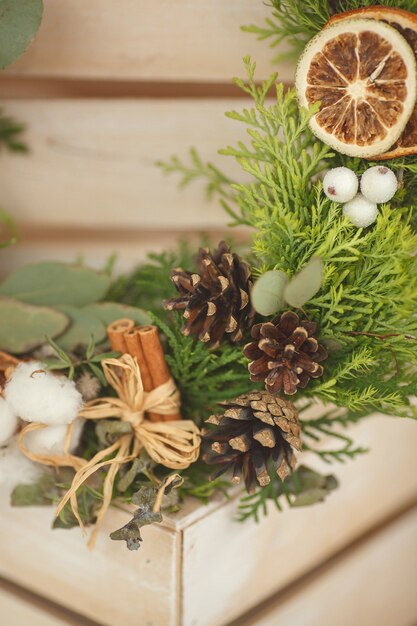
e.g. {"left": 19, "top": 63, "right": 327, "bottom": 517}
{"left": 0, "top": 499, "right": 180, "bottom": 626}
{"left": 181, "top": 415, "right": 417, "bottom": 626}
{"left": 0, "top": 415, "right": 416, "bottom": 626}
{"left": 245, "top": 507, "right": 417, "bottom": 626}
{"left": 0, "top": 99, "right": 253, "bottom": 231}
{"left": 0, "top": 586, "right": 72, "bottom": 626}
{"left": 4, "top": 1, "right": 292, "bottom": 83}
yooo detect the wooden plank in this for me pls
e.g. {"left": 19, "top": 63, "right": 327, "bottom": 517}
{"left": 0, "top": 99, "right": 252, "bottom": 231}
{"left": 181, "top": 415, "right": 417, "bottom": 626}
{"left": 242, "top": 507, "right": 417, "bottom": 626}
{"left": 4, "top": 1, "right": 293, "bottom": 83}
{"left": 0, "top": 228, "right": 243, "bottom": 276}
{"left": 0, "top": 497, "right": 180, "bottom": 626}
{"left": 1, "top": 415, "right": 416, "bottom": 626}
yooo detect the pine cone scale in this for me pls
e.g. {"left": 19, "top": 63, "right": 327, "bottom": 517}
{"left": 203, "top": 392, "right": 301, "bottom": 492}
{"left": 244, "top": 311, "right": 328, "bottom": 395}
{"left": 164, "top": 241, "right": 254, "bottom": 349}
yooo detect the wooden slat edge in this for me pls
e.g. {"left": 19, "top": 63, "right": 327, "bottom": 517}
{"left": 225, "top": 498, "right": 417, "bottom": 626}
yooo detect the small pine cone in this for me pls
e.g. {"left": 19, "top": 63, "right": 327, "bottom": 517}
{"left": 202, "top": 391, "right": 301, "bottom": 492}
{"left": 163, "top": 241, "right": 254, "bottom": 349}
{"left": 244, "top": 311, "right": 327, "bottom": 396}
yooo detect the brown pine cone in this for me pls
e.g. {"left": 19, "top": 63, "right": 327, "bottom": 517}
{"left": 244, "top": 311, "right": 327, "bottom": 396}
{"left": 163, "top": 241, "right": 254, "bottom": 349}
{"left": 203, "top": 391, "right": 301, "bottom": 492}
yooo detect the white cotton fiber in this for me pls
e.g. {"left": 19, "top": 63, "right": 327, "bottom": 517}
{"left": 0, "top": 397, "right": 18, "bottom": 446}
{"left": 5, "top": 362, "right": 83, "bottom": 425}
{"left": 0, "top": 437, "right": 41, "bottom": 490}
{"left": 24, "top": 419, "right": 85, "bottom": 456}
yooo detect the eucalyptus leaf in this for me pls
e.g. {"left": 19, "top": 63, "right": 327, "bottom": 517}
{"left": 0, "top": 296, "right": 68, "bottom": 353}
{"left": 0, "top": 0, "right": 43, "bottom": 69}
{"left": 11, "top": 473, "right": 58, "bottom": 507}
{"left": 284, "top": 257, "right": 324, "bottom": 309}
{"left": 55, "top": 305, "right": 106, "bottom": 351}
{"left": 0, "top": 262, "right": 111, "bottom": 307}
{"left": 85, "top": 302, "right": 152, "bottom": 326}
{"left": 251, "top": 270, "right": 288, "bottom": 316}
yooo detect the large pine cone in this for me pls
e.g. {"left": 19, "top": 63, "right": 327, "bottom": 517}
{"left": 164, "top": 241, "right": 254, "bottom": 349}
{"left": 244, "top": 311, "right": 327, "bottom": 396}
{"left": 202, "top": 391, "right": 301, "bottom": 492}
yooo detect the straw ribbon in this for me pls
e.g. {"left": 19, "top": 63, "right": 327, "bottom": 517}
{"left": 53, "top": 354, "right": 200, "bottom": 547}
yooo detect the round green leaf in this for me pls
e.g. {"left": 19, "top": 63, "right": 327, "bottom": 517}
{"left": 0, "top": 262, "right": 111, "bottom": 307}
{"left": 251, "top": 270, "right": 288, "bottom": 316}
{"left": 0, "top": 0, "right": 43, "bottom": 69}
{"left": 0, "top": 296, "right": 68, "bottom": 354}
{"left": 55, "top": 305, "right": 106, "bottom": 351}
{"left": 284, "top": 257, "right": 324, "bottom": 309}
{"left": 85, "top": 302, "right": 152, "bottom": 326}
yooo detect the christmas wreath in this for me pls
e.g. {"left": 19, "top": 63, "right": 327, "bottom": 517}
{"left": 1, "top": 0, "right": 417, "bottom": 550}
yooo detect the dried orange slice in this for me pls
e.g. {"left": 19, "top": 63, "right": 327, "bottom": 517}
{"left": 295, "top": 18, "right": 417, "bottom": 158}
{"left": 327, "top": 7, "right": 417, "bottom": 160}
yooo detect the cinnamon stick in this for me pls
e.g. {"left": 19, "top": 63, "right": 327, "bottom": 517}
{"left": 138, "top": 325, "right": 181, "bottom": 422}
{"left": 107, "top": 319, "right": 135, "bottom": 353}
{"left": 124, "top": 329, "right": 153, "bottom": 392}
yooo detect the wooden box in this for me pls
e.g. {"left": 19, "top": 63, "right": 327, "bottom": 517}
{"left": 1, "top": 414, "right": 417, "bottom": 626}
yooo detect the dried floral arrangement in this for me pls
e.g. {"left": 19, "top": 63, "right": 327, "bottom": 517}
{"left": 2, "top": 0, "right": 417, "bottom": 550}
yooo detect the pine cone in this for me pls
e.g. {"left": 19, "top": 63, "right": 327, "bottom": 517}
{"left": 164, "top": 241, "right": 254, "bottom": 349}
{"left": 244, "top": 311, "right": 327, "bottom": 396}
{"left": 202, "top": 391, "right": 301, "bottom": 492}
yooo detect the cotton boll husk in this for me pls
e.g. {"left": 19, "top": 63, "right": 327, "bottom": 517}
{"left": 24, "top": 419, "right": 85, "bottom": 456}
{"left": 5, "top": 361, "right": 83, "bottom": 425}
{"left": 0, "top": 397, "right": 18, "bottom": 446}
{"left": 0, "top": 437, "right": 41, "bottom": 490}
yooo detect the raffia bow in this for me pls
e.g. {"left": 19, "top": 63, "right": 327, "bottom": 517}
{"left": 20, "top": 354, "right": 200, "bottom": 548}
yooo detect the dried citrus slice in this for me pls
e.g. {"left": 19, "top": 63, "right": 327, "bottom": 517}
{"left": 327, "top": 7, "right": 417, "bottom": 160}
{"left": 295, "top": 18, "right": 417, "bottom": 158}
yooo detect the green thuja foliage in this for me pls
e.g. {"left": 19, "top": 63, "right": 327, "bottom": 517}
{"left": 152, "top": 313, "right": 254, "bottom": 422}
{"left": 0, "top": 108, "right": 27, "bottom": 153}
{"left": 242, "top": 0, "right": 417, "bottom": 63}
{"left": 160, "top": 56, "right": 417, "bottom": 419}
{"left": 219, "top": 58, "right": 417, "bottom": 418}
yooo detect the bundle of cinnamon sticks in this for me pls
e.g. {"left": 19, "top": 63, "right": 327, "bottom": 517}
{"left": 107, "top": 319, "right": 180, "bottom": 422}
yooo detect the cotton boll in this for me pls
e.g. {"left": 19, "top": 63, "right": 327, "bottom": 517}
{"left": 5, "top": 361, "right": 83, "bottom": 425}
{"left": 0, "top": 437, "right": 41, "bottom": 490}
{"left": 343, "top": 193, "right": 378, "bottom": 228}
{"left": 360, "top": 166, "right": 398, "bottom": 204}
{"left": 323, "top": 167, "right": 359, "bottom": 203}
{"left": 0, "top": 398, "right": 18, "bottom": 446}
{"left": 24, "top": 419, "right": 84, "bottom": 456}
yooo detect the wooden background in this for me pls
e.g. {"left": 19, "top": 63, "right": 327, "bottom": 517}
{"left": 0, "top": 3, "right": 416, "bottom": 626}
{"left": 0, "top": 0, "right": 294, "bottom": 275}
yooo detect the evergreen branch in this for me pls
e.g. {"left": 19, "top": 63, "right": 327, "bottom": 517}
{"left": 157, "top": 148, "right": 235, "bottom": 202}
{"left": 0, "top": 109, "right": 27, "bottom": 153}
{"left": 151, "top": 312, "right": 254, "bottom": 421}
{"left": 242, "top": 1, "right": 417, "bottom": 63}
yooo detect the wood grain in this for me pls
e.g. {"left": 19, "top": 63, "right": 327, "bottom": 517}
{"left": 0, "top": 415, "right": 416, "bottom": 626}
{"left": 242, "top": 507, "right": 417, "bottom": 626}
{"left": 0, "top": 99, "right": 253, "bottom": 232}
{"left": 3, "top": 1, "right": 293, "bottom": 83}
{"left": 0, "top": 500, "right": 180, "bottom": 626}
{"left": 181, "top": 415, "right": 417, "bottom": 626}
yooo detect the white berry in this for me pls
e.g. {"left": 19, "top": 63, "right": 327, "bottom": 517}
{"left": 323, "top": 167, "right": 359, "bottom": 203}
{"left": 343, "top": 193, "right": 378, "bottom": 228}
{"left": 360, "top": 166, "right": 398, "bottom": 204}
